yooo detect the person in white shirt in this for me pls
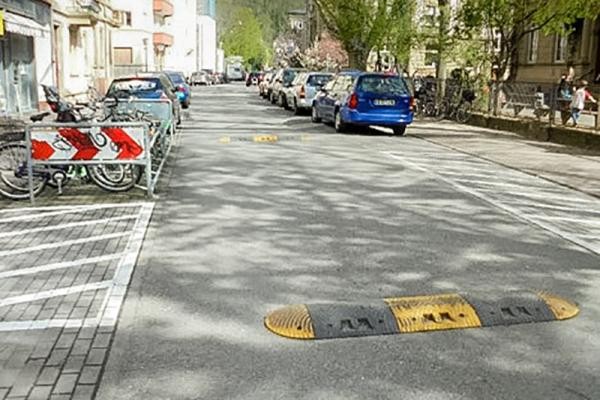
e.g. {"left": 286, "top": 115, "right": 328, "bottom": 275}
{"left": 571, "top": 80, "right": 597, "bottom": 126}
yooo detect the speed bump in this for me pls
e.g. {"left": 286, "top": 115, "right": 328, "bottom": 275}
{"left": 264, "top": 291, "right": 579, "bottom": 340}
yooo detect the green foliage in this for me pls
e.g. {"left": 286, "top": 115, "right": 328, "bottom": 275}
{"left": 221, "top": 8, "right": 268, "bottom": 69}
{"left": 217, "top": 0, "right": 304, "bottom": 44}
{"left": 457, "top": 0, "right": 600, "bottom": 79}
{"left": 314, "top": 0, "right": 416, "bottom": 69}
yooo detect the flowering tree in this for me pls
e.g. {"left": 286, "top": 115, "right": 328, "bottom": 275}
{"left": 299, "top": 32, "right": 349, "bottom": 71}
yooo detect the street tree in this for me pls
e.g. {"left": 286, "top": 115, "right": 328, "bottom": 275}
{"left": 457, "top": 0, "right": 600, "bottom": 81}
{"left": 313, "top": 0, "right": 415, "bottom": 69}
{"left": 221, "top": 8, "right": 268, "bottom": 69}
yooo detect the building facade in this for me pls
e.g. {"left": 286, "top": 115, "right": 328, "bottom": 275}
{"left": 52, "top": 0, "right": 120, "bottom": 96}
{"left": 196, "top": 0, "right": 216, "bottom": 72}
{"left": 517, "top": 19, "right": 600, "bottom": 83}
{"left": 0, "top": 0, "right": 53, "bottom": 116}
{"left": 165, "top": 0, "right": 197, "bottom": 76}
{"left": 111, "top": 0, "right": 155, "bottom": 77}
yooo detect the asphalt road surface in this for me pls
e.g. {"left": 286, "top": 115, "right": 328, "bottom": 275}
{"left": 89, "top": 83, "right": 598, "bottom": 399}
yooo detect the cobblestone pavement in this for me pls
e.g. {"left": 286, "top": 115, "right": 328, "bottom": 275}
{"left": 0, "top": 203, "right": 153, "bottom": 399}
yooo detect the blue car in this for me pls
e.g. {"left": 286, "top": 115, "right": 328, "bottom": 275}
{"left": 106, "top": 74, "right": 182, "bottom": 126}
{"left": 164, "top": 71, "right": 191, "bottom": 109}
{"left": 312, "top": 72, "right": 414, "bottom": 135}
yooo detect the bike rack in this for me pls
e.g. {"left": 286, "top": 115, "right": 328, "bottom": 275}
{"left": 103, "top": 98, "right": 176, "bottom": 196}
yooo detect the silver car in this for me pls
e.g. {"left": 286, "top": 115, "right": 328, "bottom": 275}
{"left": 290, "top": 72, "right": 334, "bottom": 115}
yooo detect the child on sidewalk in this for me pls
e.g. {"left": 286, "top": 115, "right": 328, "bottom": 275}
{"left": 571, "top": 80, "right": 597, "bottom": 127}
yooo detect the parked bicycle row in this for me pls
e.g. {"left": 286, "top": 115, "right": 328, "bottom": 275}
{"left": 250, "top": 69, "right": 477, "bottom": 134}
{"left": 0, "top": 71, "right": 187, "bottom": 201}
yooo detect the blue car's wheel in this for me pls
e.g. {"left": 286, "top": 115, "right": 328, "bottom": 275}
{"left": 334, "top": 110, "right": 347, "bottom": 133}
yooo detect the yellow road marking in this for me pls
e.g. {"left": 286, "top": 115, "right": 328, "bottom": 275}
{"left": 537, "top": 291, "right": 580, "bottom": 320}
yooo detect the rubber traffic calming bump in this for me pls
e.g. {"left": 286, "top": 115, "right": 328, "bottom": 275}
{"left": 264, "top": 291, "right": 579, "bottom": 340}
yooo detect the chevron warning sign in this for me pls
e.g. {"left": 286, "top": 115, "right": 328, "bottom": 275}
{"left": 30, "top": 126, "right": 145, "bottom": 161}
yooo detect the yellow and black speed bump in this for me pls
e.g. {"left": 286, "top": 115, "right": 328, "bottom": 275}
{"left": 264, "top": 291, "right": 579, "bottom": 340}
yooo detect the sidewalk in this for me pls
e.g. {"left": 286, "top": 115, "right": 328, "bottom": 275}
{"left": 411, "top": 121, "right": 600, "bottom": 198}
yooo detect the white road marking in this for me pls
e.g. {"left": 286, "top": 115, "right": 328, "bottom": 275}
{"left": 0, "top": 318, "right": 99, "bottom": 332}
{"left": 0, "top": 215, "right": 138, "bottom": 238}
{"left": 99, "top": 203, "right": 154, "bottom": 327}
{"left": 0, "top": 232, "right": 131, "bottom": 257}
{"left": 0, "top": 281, "right": 111, "bottom": 308}
{"left": 385, "top": 152, "right": 600, "bottom": 256}
{"left": 0, "top": 253, "right": 125, "bottom": 279}
{"left": 0, "top": 202, "right": 154, "bottom": 332}
{"left": 0, "top": 203, "right": 143, "bottom": 224}
{"left": 0, "top": 202, "right": 149, "bottom": 214}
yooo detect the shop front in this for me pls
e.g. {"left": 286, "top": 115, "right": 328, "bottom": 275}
{"left": 0, "top": 0, "right": 52, "bottom": 117}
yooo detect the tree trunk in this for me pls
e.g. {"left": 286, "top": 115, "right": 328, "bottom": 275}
{"left": 348, "top": 49, "right": 367, "bottom": 70}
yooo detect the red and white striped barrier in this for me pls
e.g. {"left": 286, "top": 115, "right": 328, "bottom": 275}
{"left": 30, "top": 126, "right": 145, "bottom": 161}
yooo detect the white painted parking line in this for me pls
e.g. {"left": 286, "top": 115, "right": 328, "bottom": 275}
{"left": 0, "top": 231, "right": 131, "bottom": 257}
{"left": 0, "top": 253, "right": 125, "bottom": 279}
{"left": 385, "top": 152, "right": 600, "bottom": 256}
{"left": 0, "top": 281, "right": 112, "bottom": 308}
{"left": 0, "top": 202, "right": 148, "bottom": 214}
{"left": 99, "top": 203, "right": 154, "bottom": 327}
{"left": 0, "top": 202, "right": 154, "bottom": 332}
{"left": 0, "top": 203, "right": 142, "bottom": 224}
{"left": 0, "top": 215, "right": 138, "bottom": 239}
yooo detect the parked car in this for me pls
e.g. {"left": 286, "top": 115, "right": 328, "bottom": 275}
{"left": 191, "top": 71, "right": 210, "bottom": 86}
{"left": 164, "top": 71, "right": 191, "bottom": 109}
{"left": 246, "top": 72, "right": 263, "bottom": 87}
{"left": 312, "top": 72, "right": 413, "bottom": 135}
{"left": 270, "top": 68, "right": 305, "bottom": 108}
{"left": 290, "top": 72, "right": 334, "bottom": 115}
{"left": 106, "top": 73, "right": 182, "bottom": 126}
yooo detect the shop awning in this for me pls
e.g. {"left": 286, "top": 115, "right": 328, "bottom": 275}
{"left": 4, "top": 11, "right": 50, "bottom": 38}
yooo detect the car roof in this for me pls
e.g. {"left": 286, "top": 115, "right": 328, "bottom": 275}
{"left": 112, "top": 75, "right": 161, "bottom": 82}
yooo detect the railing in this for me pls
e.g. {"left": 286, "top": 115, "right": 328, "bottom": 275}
{"left": 412, "top": 77, "right": 600, "bottom": 131}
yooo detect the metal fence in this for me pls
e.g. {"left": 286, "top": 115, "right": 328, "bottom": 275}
{"left": 412, "top": 77, "right": 600, "bottom": 131}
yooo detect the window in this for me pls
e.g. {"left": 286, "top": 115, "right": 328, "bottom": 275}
{"left": 124, "top": 11, "right": 132, "bottom": 26}
{"left": 527, "top": 30, "right": 539, "bottom": 63}
{"left": 423, "top": 5, "right": 436, "bottom": 26}
{"left": 114, "top": 48, "right": 133, "bottom": 65}
{"left": 424, "top": 44, "right": 437, "bottom": 67}
{"left": 555, "top": 34, "right": 568, "bottom": 63}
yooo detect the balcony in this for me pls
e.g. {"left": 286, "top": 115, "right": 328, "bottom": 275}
{"left": 153, "top": 0, "right": 174, "bottom": 17}
{"left": 153, "top": 32, "right": 174, "bottom": 47}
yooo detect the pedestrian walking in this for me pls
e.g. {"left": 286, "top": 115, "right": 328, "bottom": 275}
{"left": 570, "top": 80, "right": 597, "bottom": 127}
{"left": 557, "top": 75, "right": 574, "bottom": 125}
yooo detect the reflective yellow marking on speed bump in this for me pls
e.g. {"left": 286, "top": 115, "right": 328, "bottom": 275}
{"left": 264, "top": 291, "right": 579, "bottom": 340}
{"left": 253, "top": 134, "right": 279, "bottom": 143}
{"left": 537, "top": 291, "right": 579, "bottom": 320}
{"left": 264, "top": 304, "right": 315, "bottom": 340}
{"left": 384, "top": 294, "right": 482, "bottom": 333}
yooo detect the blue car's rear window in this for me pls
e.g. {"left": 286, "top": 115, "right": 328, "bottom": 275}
{"left": 108, "top": 79, "right": 162, "bottom": 96}
{"left": 167, "top": 74, "right": 185, "bottom": 85}
{"left": 307, "top": 75, "right": 332, "bottom": 87}
{"left": 358, "top": 75, "right": 410, "bottom": 95}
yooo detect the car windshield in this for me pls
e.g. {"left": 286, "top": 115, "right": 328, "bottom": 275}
{"left": 307, "top": 75, "right": 332, "bottom": 87}
{"left": 108, "top": 79, "right": 160, "bottom": 95}
{"left": 358, "top": 75, "right": 410, "bottom": 95}
{"left": 283, "top": 70, "right": 298, "bottom": 84}
{"left": 167, "top": 73, "right": 185, "bottom": 84}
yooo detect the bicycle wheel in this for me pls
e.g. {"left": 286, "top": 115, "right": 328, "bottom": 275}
{"left": 456, "top": 102, "right": 472, "bottom": 124}
{"left": 0, "top": 142, "right": 47, "bottom": 200}
{"left": 88, "top": 164, "right": 143, "bottom": 192}
{"left": 434, "top": 100, "right": 449, "bottom": 121}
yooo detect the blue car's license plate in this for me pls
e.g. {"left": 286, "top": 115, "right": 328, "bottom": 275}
{"left": 374, "top": 99, "right": 395, "bottom": 106}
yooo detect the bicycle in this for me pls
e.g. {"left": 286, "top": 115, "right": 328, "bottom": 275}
{"left": 0, "top": 93, "right": 154, "bottom": 200}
